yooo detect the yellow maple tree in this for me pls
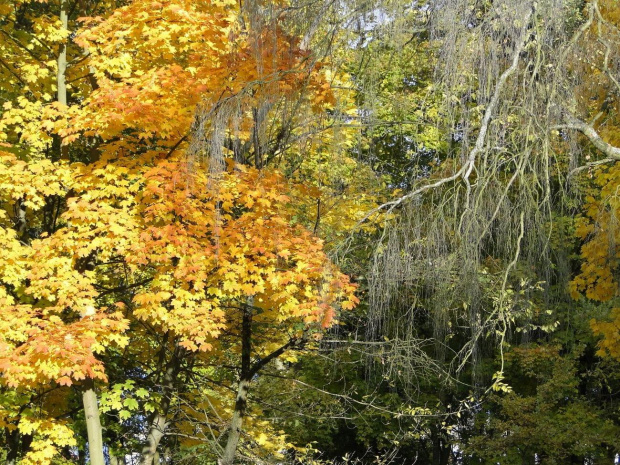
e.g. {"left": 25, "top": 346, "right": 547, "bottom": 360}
{"left": 0, "top": 1, "right": 359, "bottom": 463}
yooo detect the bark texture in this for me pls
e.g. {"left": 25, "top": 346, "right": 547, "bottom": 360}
{"left": 140, "top": 344, "right": 182, "bottom": 465}
{"left": 82, "top": 378, "right": 105, "bottom": 465}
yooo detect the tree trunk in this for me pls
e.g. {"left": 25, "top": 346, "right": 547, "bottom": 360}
{"left": 164, "top": 446, "right": 173, "bottom": 464}
{"left": 430, "top": 423, "right": 450, "bottom": 465}
{"left": 217, "top": 301, "right": 299, "bottom": 465}
{"left": 56, "top": 0, "right": 69, "bottom": 161}
{"left": 140, "top": 344, "right": 182, "bottom": 465}
{"left": 431, "top": 425, "right": 441, "bottom": 465}
{"left": 440, "top": 442, "right": 450, "bottom": 465}
{"left": 57, "top": 0, "right": 67, "bottom": 106}
{"left": 220, "top": 303, "right": 253, "bottom": 465}
{"left": 5, "top": 427, "right": 19, "bottom": 465}
{"left": 141, "top": 412, "right": 168, "bottom": 465}
{"left": 82, "top": 378, "right": 105, "bottom": 465}
{"left": 110, "top": 455, "right": 125, "bottom": 465}
{"left": 220, "top": 379, "right": 251, "bottom": 465}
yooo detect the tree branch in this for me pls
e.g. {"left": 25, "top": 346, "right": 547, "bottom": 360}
{"left": 555, "top": 115, "right": 620, "bottom": 176}
{"left": 248, "top": 337, "right": 301, "bottom": 379}
{"left": 354, "top": 6, "right": 534, "bottom": 222}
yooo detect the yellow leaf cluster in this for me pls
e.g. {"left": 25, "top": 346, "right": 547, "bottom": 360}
{"left": 570, "top": 165, "right": 620, "bottom": 302}
{"left": 570, "top": 165, "right": 620, "bottom": 361}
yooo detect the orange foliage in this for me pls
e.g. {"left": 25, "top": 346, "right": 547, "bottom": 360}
{"left": 0, "top": 1, "right": 354, "bottom": 459}
{"left": 570, "top": 165, "right": 620, "bottom": 360}
{"left": 0, "top": 150, "right": 357, "bottom": 385}
{"left": 61, "top": 0, "right": 334, "bottom": 147}
{"left": 570, "top": 165, "right": 620, "bottom": 302}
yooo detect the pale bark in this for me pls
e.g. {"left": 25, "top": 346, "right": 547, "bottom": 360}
{"left": 15, "top": 197, "right": 27, "bottom": 241}
{"left": 566, "top": 118, "right": 620, "bottom": 160}
{"left": 558, "top": 115, "right": 620, "bottom": 176}
{"left": 109, "top": 455, "right": 125, "bottom": 465}
{"left": 56, "top": 0, "right": 69, "bottom": 160}
{"left": 140, "top": 344, "right": 182, "bottom": 465}
{"left": 61, "top": 3, "right": 101, "bottom": 458}
{"left": 358, "top": 7, "right": 534, "bottom": 221}
{"left": 57, "top": 0, "right": 67, "bottom": 106}
{"left": 140, "top": 411, "right": 168, "bottom": 465}
{"left": 82, "top": 378, "right": 105, "bottom": 465}
{"left": 220, "top": 379, "right": 250, "bottom": 465}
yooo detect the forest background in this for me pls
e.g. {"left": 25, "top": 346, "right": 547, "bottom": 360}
{"left": 1, "top": 0, "right": 620, "bottom": 464}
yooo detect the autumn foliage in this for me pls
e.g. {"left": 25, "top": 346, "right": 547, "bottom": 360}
{"left": 0, "top": 0, "right": 359, "bottom": 462}
{"left": 0, "top": 154, "right": 357, "bottom": 461}
{"left": 570, "top": 165, "right": 620, "bottom": 361}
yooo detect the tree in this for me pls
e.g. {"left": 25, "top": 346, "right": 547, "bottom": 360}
{"left": 467, "top": 345, "right": 620, "bottom": 464}
{"left": 0, "top": 0, "right": 360, "bottom": 463}
{"left": 327, "top": 0, "right": 620, "bottom": 461}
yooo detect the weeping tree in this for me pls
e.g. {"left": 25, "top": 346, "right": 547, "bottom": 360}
{"left": 337, "top": 0, "right": 620, "bottom": 458}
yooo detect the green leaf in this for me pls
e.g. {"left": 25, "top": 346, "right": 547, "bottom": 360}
{"left": 123, "top": 398, "right": 139, "bottom": 410}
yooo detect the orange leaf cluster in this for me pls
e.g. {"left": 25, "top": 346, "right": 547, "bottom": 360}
{"left": 61, "top": 154, "right": 357, "bottom": 350}
{"left": 570, "top": 166, "right": 620, "bottom": 302}
{"left": 61, "top": 0, "right": 335, "bottom": 147}
{"left": 570, "top": 165, "right": 620, "bottom": 360}
{"left": 0, "top": 150, "right": 357, "bottom": 387}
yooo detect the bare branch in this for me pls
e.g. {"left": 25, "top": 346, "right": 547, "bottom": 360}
{"left": 560, "top": 119, "right": 620, "bottom": 160}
